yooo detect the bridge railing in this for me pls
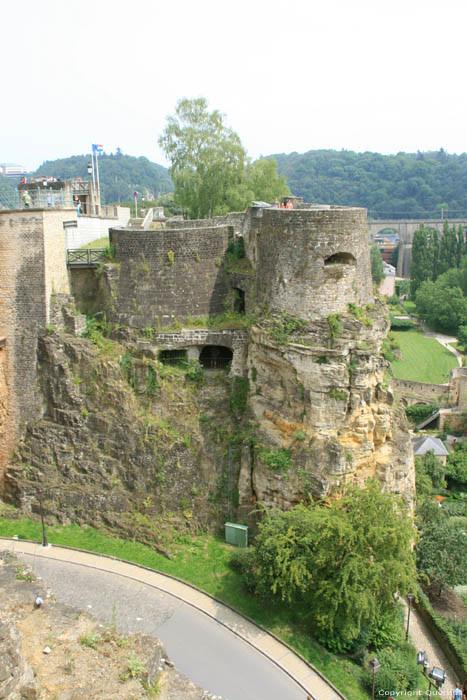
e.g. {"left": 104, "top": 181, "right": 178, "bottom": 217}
{"left": 67, "top": 248, "right": 107, "bottom": 266}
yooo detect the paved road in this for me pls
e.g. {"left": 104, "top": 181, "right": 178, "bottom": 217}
{"left": 4, "top": 541, "right": 342, "bottom": 700}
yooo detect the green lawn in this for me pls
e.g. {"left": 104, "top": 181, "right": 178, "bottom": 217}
{"left": 391, "top": 330, "right": 458, "bottom": 383}
{"left": 83, "top": 237, "right": 109, "bottom": 248}
{"left": 0, "top": 513, "right": 368, "bottom": 700}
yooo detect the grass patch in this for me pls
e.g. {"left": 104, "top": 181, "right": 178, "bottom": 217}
{"left": 83, "top": 237, "right": 110, "bottom": 248}
{"left": 391, "top": 330, "right": 458, "bottom": 383}
{"left": 0, "top": 516, "right": 368, "bottom": 700}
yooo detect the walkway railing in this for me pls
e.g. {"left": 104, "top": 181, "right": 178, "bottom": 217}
{"left": 67, "top": 248, "right": 107, "bottom": 267}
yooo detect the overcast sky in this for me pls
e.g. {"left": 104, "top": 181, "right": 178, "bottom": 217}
{"left": 2, "top": 0, "right": 466, "bottom": 171}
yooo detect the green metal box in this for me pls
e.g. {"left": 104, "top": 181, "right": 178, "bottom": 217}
{"left": 225, "top": 522, "right": 248, "bottom": 547}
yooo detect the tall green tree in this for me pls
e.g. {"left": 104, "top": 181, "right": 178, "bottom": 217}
{"left": 158, "top": 98, "right": 249, "bottom": 219}
{"left": 416, "top": 520, "right": 467, "bottom": 595}
{"left": 410, "top": 225, "right": 437, "bottom": 296}
{"left": 249, "top": 480, "right": 416, "bottom": 647}
{"left": 370, "top": 245, "right": 385, "bottom": 284}
{"left": 246, "top": 158, "right": 289, "bottom": 202}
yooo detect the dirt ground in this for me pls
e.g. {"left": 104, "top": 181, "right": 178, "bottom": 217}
{"left": 1, "top": 552, "right": 217, "bottom": 699}
{"left": 424, "top": 582, "right": 466, "bottom": 621}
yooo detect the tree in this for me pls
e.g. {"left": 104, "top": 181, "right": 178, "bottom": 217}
{"left": 445, "top": 441, "right": 467, "bottom": 487}
{"left": 415, "top": 281, "right": 467, "bottom": 332}
{"left": 249, "top": 480, "right": 417, "bottom": 648}
{"left": 415, "top": 451, "right": 445, "bottom": 499}
{"left": 246, "top": 158, "right": 289, "bottom": 202}
{"left": 158, "top": 98, "right": 249, "bottom": 219}
{"left": 410, "top": 225, "right": 437, "bottom": 297}
{"left": 458, "top": 325, "right": 467, "bottom": 349}
{"left": 370, "top": 245, "right": 385, "bottom": 285}
{"left": 416, "top": 521, "right": 467, "bottom": 595}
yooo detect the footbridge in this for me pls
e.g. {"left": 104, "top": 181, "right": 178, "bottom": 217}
{"left": 368, "top": 218, "right": 467, "bottom": 277}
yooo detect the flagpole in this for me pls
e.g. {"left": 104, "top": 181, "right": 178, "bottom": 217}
{"left": 91, "top": 147, "right": 96, "bottom": 213}
{"left": 95, "top": 150, "right": 101, "bottom": 210}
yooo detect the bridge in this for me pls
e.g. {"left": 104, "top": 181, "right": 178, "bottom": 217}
{"left": 368, "top": 218, "right": 467, "bottom": 276}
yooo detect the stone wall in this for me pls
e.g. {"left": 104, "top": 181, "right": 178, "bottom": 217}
{"left": 392, "top": 378, "right": 450, "bottom": 405}
{"left": 108, "top": 225, "right": 234, "bottom": 327}
{"left": 137, "top": 329, "right": 248, "bottom": 376}
{"left": 0, "top": 209, "right": 71, "bottom": 483}
{"left": 245, "top": 207, "right": 373, "bottom": 320}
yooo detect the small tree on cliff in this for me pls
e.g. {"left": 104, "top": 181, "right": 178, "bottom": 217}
{"left": 159, "top": 98, "right": 289, "bottom": 219}
{"left": 243, "top": 480, "right": 417, "bottom": 649}
{"left": 159, "top": 97, "right": 249, "bottom": 219}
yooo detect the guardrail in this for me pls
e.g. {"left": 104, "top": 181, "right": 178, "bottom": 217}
{"left": 66, "top": 248, "right": 107, "bottom": 267}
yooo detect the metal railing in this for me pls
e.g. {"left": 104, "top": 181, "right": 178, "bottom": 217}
{"left": 67, "top": 248, "right": 107, "bottom": 266}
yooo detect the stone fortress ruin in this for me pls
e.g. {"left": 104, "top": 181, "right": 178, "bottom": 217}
{"left": 0, "top": 195, "right": 415, "bottom": 533}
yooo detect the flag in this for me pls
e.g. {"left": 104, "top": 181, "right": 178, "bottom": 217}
{"left": 92, "top": 144, "right": 103, "bottom": 153}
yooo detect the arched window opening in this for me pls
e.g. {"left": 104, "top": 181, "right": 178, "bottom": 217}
{"left": 233, "top": 288, "right": 245, "bottom": 314}
{"left": 324, "top": 252, "right": 357, "bottom": 266}
{"left": 199, "top": 345, "right": 233, "bottom": 370}
{"left": 158, "top": 349, "right": 188, "bottom": 366}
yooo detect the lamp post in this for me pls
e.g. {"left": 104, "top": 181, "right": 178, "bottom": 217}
{"left": 369, "top": 657, "right": 381, "bottom": 700}
{"left": 406, "top": 592, "right": 414, "bottom": 641}
{"left": 417, "top": 652, "right": 446, "bottom": 697}
{"left": 37, "top": 490, "right": 48, "bottom": 548}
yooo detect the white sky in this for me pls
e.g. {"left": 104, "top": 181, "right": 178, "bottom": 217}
{"left": 2, "top": 0, "right": 467, "bottom": 171}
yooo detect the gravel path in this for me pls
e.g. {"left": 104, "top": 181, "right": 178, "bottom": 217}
{"left": 404, "top": 599, "right": 460, "bottom": 693}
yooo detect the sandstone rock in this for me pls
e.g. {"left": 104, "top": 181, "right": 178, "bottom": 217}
{"left": 0, "top": 618, "right": 36, "bottom": 700}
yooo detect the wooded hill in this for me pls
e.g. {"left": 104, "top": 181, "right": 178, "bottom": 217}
{"left": 32, "top": 151, "right": 173, "bottom": 204}
{"left": 272, "top": 149, "right": 467, "bottom": 219}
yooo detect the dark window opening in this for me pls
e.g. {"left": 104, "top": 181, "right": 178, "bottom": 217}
{"left": 199, "top": 345, "right": 233, "bottom": 370}
{"left": 324, "top": 252, "right": 357, "bottom": 266}
{"left": 158, "top": 349, "right": 188, "bottom": 366}
{"left": 233, "top": 288, "right": 245, "bottom": 314}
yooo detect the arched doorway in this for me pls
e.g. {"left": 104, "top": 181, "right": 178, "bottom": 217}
{"left": 199, "top": 346, "right": 233, "bottom": 370}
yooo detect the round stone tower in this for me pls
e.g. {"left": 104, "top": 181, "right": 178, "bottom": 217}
{"left": 245, "top": 206, "right": 373, "bottom": 320}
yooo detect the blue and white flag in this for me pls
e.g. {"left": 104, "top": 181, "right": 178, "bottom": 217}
{"left": 92, "top": 144, "right": 103, "bottom": 153}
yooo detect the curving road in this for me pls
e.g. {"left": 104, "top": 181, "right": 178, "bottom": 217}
{"left": 3, "top": 540, "right": 344, "bottom": 700}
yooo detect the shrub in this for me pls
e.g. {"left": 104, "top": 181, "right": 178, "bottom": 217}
{"left": 229, "top": 547, "right": 257, "bottom": 592}
{"left": 258, "top": 448, "right": 293, "bottom": 472}
{"left": 327, "top": 313, "right": 342, "bottom": 341}
{"left": 405, "top": 404, "right": 438, "bottom": 425}
{"left": 362, "top": 644, "right": 419, "bottom": 696}
{"left": 390, "top": 316, "right": 416, "bottom": 330}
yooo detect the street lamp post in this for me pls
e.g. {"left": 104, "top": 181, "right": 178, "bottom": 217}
{"left": 369, "top": 657, "right": 381, "bottom": 700}
{"left": 406, "top": 592, "right": 414, "bottom": 641}
{"left": 37, "top": 490, "right": 48, "bottom": 548}
{"left": 417, "top": 652, "right": 446, "bottom": 697}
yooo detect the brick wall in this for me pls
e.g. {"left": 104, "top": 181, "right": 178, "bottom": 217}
{"left": 109, "top": 225, "right": 233, "bottom": 327}
{"left": 0, "top": 209, "right": 71, "bottom": 483}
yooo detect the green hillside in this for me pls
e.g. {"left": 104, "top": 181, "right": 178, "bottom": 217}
{"left": 272, "top": 149, "right": 467, "bottom": 219}
{"left": 33, "top": 151, "right": 173, "bottom": 205}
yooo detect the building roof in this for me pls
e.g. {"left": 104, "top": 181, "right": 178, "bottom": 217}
{"left": 412, "top": 435, "right": 449, "bottom": 457}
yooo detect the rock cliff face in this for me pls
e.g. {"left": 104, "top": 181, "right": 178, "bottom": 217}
{"left": 236, "top": 303, "right": 414, "bottom": 518}
{"left": 5, "top": 332, "right": 239, "bottom": 539}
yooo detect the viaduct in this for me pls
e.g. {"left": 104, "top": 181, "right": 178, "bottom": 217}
{"left": 368, "top": 218, "right": 467, "bottom": 277}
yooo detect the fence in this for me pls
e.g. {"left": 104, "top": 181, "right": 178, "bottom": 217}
{"left": 66, "top": 248, "right": 108, "bottom": 266}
